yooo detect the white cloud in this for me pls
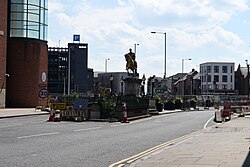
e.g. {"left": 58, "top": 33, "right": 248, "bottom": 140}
{"left": 48, "top": 0, "right": 250, "bottom": 78}
{"left": 169, "top": 26, "right": 244, "bottom": 50}
{"left": 48, "top": 0, "right": 64, "bottom": 14}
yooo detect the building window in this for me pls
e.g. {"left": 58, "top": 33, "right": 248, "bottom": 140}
{"left": 10, "top": 0, "right": 48, "bottom": 41}
{"left": 222, "top": 75, "right": 227, "bottom": 82}
{"left": 207, "top": 66, "right": 211, "bottom": 73}
{"left": 214, "top": 75, "right": 219, "bottom": 82}
{"left": 222, "top": 66, "right": 228, "bottom": 73}
{"left": 231, "top": 66, "right": 233, "bottom": 73}
{"left": 214, "top": 84, "right": 219, "bottom": 89}
{"left": 231, "top": 75, "right": 232, "bottom": 82}
{"left": 214, "top": 66, "right": 219, "bottom": 73}
{"left": 222, "top": 85, "right": 228, "bottom": 89}
{"left": 207, "top": 75, "right": 211, "bottom": 82}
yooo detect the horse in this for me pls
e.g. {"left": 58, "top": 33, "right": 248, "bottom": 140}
{"left": 124, "top": 53, "right": 137, "bottom": 74}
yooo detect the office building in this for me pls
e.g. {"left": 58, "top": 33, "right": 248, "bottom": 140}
{"left": 48, "top": 43, "right": 94, "bottom": 96}
{"left": 200, "top": 62, "right": 235, "bottom": 95}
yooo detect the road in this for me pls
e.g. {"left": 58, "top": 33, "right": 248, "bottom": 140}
{"left": 0, "top": 109, "right": 215, "bottom": 167}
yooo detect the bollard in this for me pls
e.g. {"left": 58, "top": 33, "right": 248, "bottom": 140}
{"left": 214, "top": 109, "right": 222, "bottom": 123}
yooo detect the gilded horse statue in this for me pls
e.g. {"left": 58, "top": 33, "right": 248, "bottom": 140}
{"left": 124, "top": 49, "right": 137, "bottom": 74}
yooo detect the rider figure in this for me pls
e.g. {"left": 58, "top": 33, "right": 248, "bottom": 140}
{"left": 124, "top": 48, "right": 137, "bottom": 74}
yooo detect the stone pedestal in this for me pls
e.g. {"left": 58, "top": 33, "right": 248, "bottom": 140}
{"left": 123, "top": 77, "right": 142, "bottom": 97}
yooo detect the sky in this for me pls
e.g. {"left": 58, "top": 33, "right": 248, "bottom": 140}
{"left": 48, "top": 0, "right": 250, "bottom": 79}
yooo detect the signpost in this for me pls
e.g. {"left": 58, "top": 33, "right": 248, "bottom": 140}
{"left": 38, "top": 89, "right": 48, "bottom": 98}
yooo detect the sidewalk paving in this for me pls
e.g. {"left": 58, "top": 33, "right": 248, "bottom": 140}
{"left": 129, "top": 116, "right": 250, "bottom": 167}
{"left": 0, "top": 108, "right": 49, "bottom": 119}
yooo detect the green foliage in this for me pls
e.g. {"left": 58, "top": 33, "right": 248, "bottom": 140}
{"left": 154, "top": 96, "right": 162, "bottom": 104}
{"left": 188, "top": 98, "right": 197, "bottom": 108}
{"left": 174, "top": 97, "right": 183, "bottom": 109}
{"left": 98, "top": 94, "right": 116, "bottom": 119}
{"left": 164, "top": 99, "right": 175, "bottom": 110}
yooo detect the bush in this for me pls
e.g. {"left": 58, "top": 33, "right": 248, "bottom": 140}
{"left": 98, "top": 95, "right": 116, "bottom": 119}
{"left": 155, "top": 96, "right": 163, "bottom": 112}
{"left": 175, "top": 98, "right": 183, "bottom": 109}
{"left": 189, "top": 98, "right": 197, "bottom": 108}
{"left": 164, "top": 100, "right": 175, "bottom": 110}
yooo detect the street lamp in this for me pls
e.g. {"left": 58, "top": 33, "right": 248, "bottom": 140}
{"left": 246, "top": 60, "right": 249, "bottom": 98}
{"left": 105, "top": 58, "right": 110, "bottom": 73}
{"left": 109, "top": 75, "right": 114, "bottom": 95}
{"left": 121, "top": 76, "right": 124, "bottom": 95}
{"left": 182, "top": 58, "right": 192, "bottom": 73}
{"left": 141, "top": 74, "right": 146, "bottom": 95}
{"left": 151, "top": 77, "right": 155, "bottom": 98}
{"left": 67, "top": 45, "right": 74, "bottom": 95}
{"left": 181, "top": 58, "right": 191, "bottom": 96}
{"left": 151, "top": 31, "right": 167, "bottom": 79}
{"left": 134, "top": 43, "right": 139, "bottom": 56}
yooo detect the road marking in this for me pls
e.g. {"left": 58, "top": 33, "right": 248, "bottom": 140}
{"left": 204, "top": 116, "right": 214, "bottom": 129}
{"left": 18, "top": 132, "right": 60, "bottom": 139}
{"left": 109, "top": 131, "right": 200, "bottom": 167}
{"left": 73, "top": 127, "right": 102, "bottom": 132}
{"left": 0, "top": 124, "right": 22, "bottom": 129}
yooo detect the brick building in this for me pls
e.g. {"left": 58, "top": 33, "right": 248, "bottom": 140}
{"left": 0, "top": 0, "right": 48, "bottom": 108}
{"left": 235, "top": 64, "right": 249, "bottom": 95}
{"left": 0, "top": 0, "right": 8, "bottom": 108}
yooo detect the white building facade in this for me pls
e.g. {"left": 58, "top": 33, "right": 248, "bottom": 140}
{"left": 200, "top": 62, "right": 235, "bottom": 95}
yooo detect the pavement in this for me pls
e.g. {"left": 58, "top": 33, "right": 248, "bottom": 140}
{"left": 126, "top": 115, "right": 250, "bottom": 167}
{"left": 0, "top": 108, "right": 49, "bottom": 119}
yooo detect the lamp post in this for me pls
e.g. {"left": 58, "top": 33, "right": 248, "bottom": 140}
{"left": 181, "top": 58, "right": 191, "bottom": 96}
{"left": 105, "top": 58, "right": 110, "bottom": 73}
{"left": 67, "top": 45, "right": 74, "bottom": 95}
{"left": 151, "top": 77, "right": 155, "bottom": 98}
{"left": 182, "top": 58, "right": 192, "bottom": 73}
{"left": 109, "top": 75, "right": 114, "bottom": 95}
{"left": 151, "top": 31, "right": 167, "bottom": 79}
{"left": 246, "top": 60, "right": 249, "bottom": 98}
{"left": 142, "top": 74, "right": 146, "bottom": 95}
{"left": 134, "top": 43, "right": 139, "bottom": 56}
{"left": 121, "top": 76, "right": 124, "bottom": 95}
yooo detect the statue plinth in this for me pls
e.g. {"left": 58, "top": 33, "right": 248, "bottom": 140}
{"left": 123, "top": 77, "right": 142, "bottom": 97}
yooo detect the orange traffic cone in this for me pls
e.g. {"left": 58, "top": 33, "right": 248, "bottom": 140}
{"left": 48, "top": 110, "right": 55, "bottom": 121}
{"left": 121, "top": 104, "right": 129, "bottom": 123}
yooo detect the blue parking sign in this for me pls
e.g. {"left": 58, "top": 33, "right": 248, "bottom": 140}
{"left": 73, "top": 34, "right": 80, "bottom": 41}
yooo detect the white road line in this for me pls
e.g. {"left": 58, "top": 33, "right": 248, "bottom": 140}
{"left": 73, "top": 127, "right": 102, "bottom": 132}
{"left": 204, "top": 116, "right": 214, "bottom": 129}
{"left": 18, "top": 132, "right": 60, "bottom": 139}
{"left": 0, "top": 124, "right": 22, "bottom": 129}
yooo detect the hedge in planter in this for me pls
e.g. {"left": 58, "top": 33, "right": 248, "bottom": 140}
{"left": 164, "top": 100, "right": 175, "bottom": 110}
{"left": 174, "top": 98, "right": 183, "bottom": 109}
{"left": 155, "top": 96, "right": 163, "bottom": 112}
{"left": 189, "top": 99, "right": 197, "bottom": 108}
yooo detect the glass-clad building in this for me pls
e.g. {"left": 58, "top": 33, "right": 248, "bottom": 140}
{"left": 9, "top": 0, "right": 48, "bottom": 40}
{"left": 6, "top": 0, "right": 49, "bottom": 107}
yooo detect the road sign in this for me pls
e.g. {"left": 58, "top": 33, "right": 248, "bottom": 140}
{"left": 73, "top": 34, "right": 80, "bottom": 41}
{"left": 51, "top": 102, "right": 66, "bottom": 110}
{"left": 38, "top": 89, "right": 48, "bottom": 98}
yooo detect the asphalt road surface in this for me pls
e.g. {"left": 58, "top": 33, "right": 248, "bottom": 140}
{"left": 0, "top": 109, "right": 215, "bottom": 167}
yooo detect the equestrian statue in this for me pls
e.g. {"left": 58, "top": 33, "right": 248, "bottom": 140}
{"left": 124, "top": 48, "right": 137, "bottom": 74}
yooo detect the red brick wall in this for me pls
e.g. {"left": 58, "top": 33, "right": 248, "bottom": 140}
{"left": 0, "top": 0, "right": 8, "bottom": 108}
{"left": 6, "top": 38, "right": 48, "bottom": 107}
